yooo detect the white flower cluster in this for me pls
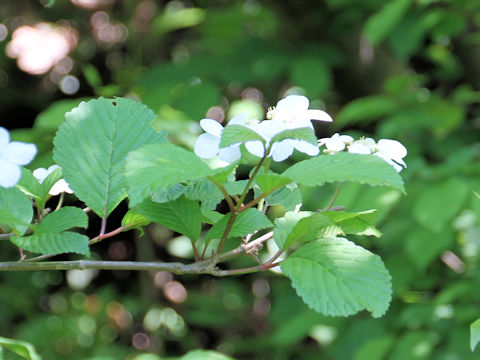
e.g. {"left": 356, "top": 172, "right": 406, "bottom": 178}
{"left": 194, "top": 95, "right": 333, "bottom": 162}
{"left": 0, "top": 127, "right": 37, "bottom": 188}
{"left": 318, "top": 133, "right": 407, "bottom": 172}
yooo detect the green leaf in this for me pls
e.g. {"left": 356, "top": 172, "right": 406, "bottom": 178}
{"left": 282, "top": 152, "right": 405, "bottom": 193}
{"left": 270, "top": 127, "right": 317, "bottom": 147}
{"left": 180, "top": 349, "right": 235, "bottom": 360}
{"left": 37, "top": 207, "right": 88, "bottom": 233}
{"left": 11, "top": 232, "right": 90, "bottom": 256}
{"left": 122, "top": 209, "right": 151, "bottom": 230}
{"left": 413, "top": 177, "right": 469, "bottom": 233}
{"left": 283, "top": 212, "right": 343, "bottom": 249}
{"left": 363, "top": 0, "right": 413, "bottom": 45}
{"left": 281, "top": 237, "right": 392, "bottom": 317}
{"left": 255, "top": 173, "right": 291, "bottom": 194}
{"left": 54, "top": 97, "right": 167, "bottom": 217}
{"left": 0, "top": 336, "right": 42, "bottom": 360}
{"left": 322, "top": 210, "right": 381, "bottom": 237}
{"left": 0, "top": 187, "right": 33, "bottom": 236}
{"left": 34, "top": 99, "right": 86, "bottom": 131}
{"left": 405, "top": 227, "right": 454, "bottom": 270}
{"left": 17, "top": 167, "right": 64, "bottom": 210}
{"left": 205, "top": 208, "right": 273, "bottom": 244}
{"left": 354, "top": 335, "right": 394, "bottom": 360}
{"left": 125, "top": 142, "right": 214, "bottom": 207}
{"left": 336, "top": 95, "right": 399, "bottom": 127}
{"left": 219, "top": 124, "right": 265, "bottom": 149}
{"left": 135, "top": 197, "right": 202, "bottom": 242}
{"left": 289, "top": 56, "right": 331, "bottom": 97}
{"left": 267, "top": 183, "right": 303, "bottom": 211}
{"left": 470, "top": 318, "right": 480, "bottom": 351}
{"left": 273, "top": 211, "right": 312, "bottom": 249}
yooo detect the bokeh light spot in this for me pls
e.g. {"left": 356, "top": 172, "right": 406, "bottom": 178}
{"left": 59, "top": 75, "right": 80, "bottom": 94}
{"left": 163, "top": 280, "right": 188, "bottom": 304}
{"left": 132, "top": 332, "right": 150, "bottom": 350}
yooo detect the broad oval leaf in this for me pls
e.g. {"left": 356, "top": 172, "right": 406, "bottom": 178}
{"left": 270, "top": 127, "right": 317, "bottom": 147}
{"left": 37, "top": 206, "right": 88, "bottom": 233}
{"left": 219, "top": 124, "right": 265, "bottom": 148}
{"left": 53, "top": 97, "right": 167, "bottom": 217}
{"left": 11, "top": 232, "right": 90, "bottom": 256}
{"left": 281, "top": 237, "right": 392, "bottom": 317}
{"left": 135, "top": 197, "right": 202, "bottom": 241}
{"left": 0, "top": 187, "right": 33, "bottom": 236}
{"left": 125, "top": 142, "right": 215, "bottom": 206}
{"left": 255, "top": 173, "right": 291, "bottom": 194}
{"left": 282, "top": 152, "right": 405, "bottom": 193}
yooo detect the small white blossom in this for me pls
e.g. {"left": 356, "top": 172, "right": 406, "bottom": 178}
{"left": 33, "top": 164, "right": 74, "bottom": 195}
{"left": 194, "top": 114, "right": 257, "bottom": 162}
{"left": 267, "top": 95, "right": 333, "bottom": 128}
{"left": 374, "top": 139, "right": 407, "bottom": 172}
{"left": 348, "top": 142, "right": 371, "bottom": 155}
{"left": 0, "top": 127, "right": 37, "bottom": 188}
{"left": 318, "top": 133, "right": 353, "bottom": 153}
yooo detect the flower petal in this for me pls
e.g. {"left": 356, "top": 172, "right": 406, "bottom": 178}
{"left": 293, "top": 140, "right": 320, "bottom": 156}
{"left": 200, "top": 119, "right": 224, "bottom": 137}
{"left": 348, "top": 143, "right": 371, "bottom": 155}
{"left": 375, "top": 151, "right": 403, "bottom": 172}
{"left": 326, "top": 138, "right": 346, "bottom": 152}
{"left": 245, "top": 140, "right": 265, "bottom": 158}
{"left": 3, "top": 142, "right": 37, "bottom": 165}
{"left": 276, "top": 95, "right": 309, "bottom": 111}
{"left": 194, "top": 133, "right": 220, "bottom": 159}
{"left": 270, "top": 141, "right": 295, "bottom": 162}
{"left": 0, "top": 127, "right": 10, "bottom": 149}
{"left": 49, "top": 179, "right": 74, "bottom": 195}
{"left": 33, "top": 164, "right": 59, "bottom": 184}
{"left": 307, "top": 109, "right": 333, "bottom": 122}
{"left": 377, "top": 139, "right": 407, "bottom": 161}
{"left": 219, "top": 145, "right": 241, "bottom": 163}
{"left": 0, "top": 158, "right": 21, "bottom": 188}
{"left": 227, "top": 113, "right": 249, "bottom": 126}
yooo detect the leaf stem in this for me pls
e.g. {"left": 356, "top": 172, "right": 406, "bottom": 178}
{"left": 325, "top": 183, "right": 342, "bottom": 210}
{"left": 208, "top": 176, "right": 235, "bottom": 212}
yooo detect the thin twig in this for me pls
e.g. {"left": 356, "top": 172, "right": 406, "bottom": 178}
{"left": 325, "top": 183, "right": 342, "bottom": 210}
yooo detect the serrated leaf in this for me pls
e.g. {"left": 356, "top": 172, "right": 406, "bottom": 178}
{"left": 283, "top": 212, "right": 343, "bottom": 249}
{"left": 205, "top": 208, "right": 273, "bottom": 244}
{"left": 0, "top": 336, "right": 42, "bottom": 360}
{"left": 0, "top": 187, "right": 33, "bottom": 236}
{"left": 121, "top": 209, "right": 151, "bottom": 229}
{"left": 282, "top": 152, "right": 405, "bottom": 193}
{"left": 267, "top": 183, "right": 303, "bottom": 211}
{"left": 201, "top": 209, "right": 224, "bottom": 225}
{"left": 219, "top": 124, "right": 265, "bottom": 148}
{"left": 151, "top": 184, "right": 187, "bottom": 203}
{"left": 54, "top": 97, "right": 167, "bottom": 217}
{"left": 270, "top": 127, "right": 317, "bottom": 146}
{"left": 11, "top": 232, "right": 90, "bottom": 256}
{"left": 256, "top": 173, "right": 291, "bottom": 194}
{"left": 470, "top": 318, "right": 480, "bottom": 351}
{"left": 273, "top": 211, "right": 312, "bottom": 249}
{"left": 281, "top": 237, "right": 392, "bottom": 317}
{"left": 321, "top": 210, "right": 381, "bottom": 237}
{"left": 135, "top": 197, "right": 202, "bottom": 241}
{"left": 37, "top": 207, "right": 88, "bottom": 233}
{"left": 125, "top": 142, "right": 216, "bottom": 206}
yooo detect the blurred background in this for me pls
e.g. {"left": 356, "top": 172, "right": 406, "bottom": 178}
{"left": 1, "top": 0, "right": 480, "bottom": 359}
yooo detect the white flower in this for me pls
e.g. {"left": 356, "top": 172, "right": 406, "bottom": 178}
{"left": 318, "top": 133, "right": 353, "bottom": 153}
{"left": 348, "top": 142, "right": 372, "bottom": 155}
{"left": 33, "top": 164, "right": 74, "bottom": 195}
{"left": 374, "top": 139, "right": 407, "bottom": 172}
{"left": 0, "top": 127, "right": 37, "bottom": 188}
{"left": 267, "top": 95, "right": 333, "bottom": 128}
{"left": 194, "top": 114, "right": 257, "bottom": 163}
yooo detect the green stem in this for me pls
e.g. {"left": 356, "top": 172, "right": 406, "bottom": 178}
{"left": 216, "top": 212, "right": 238, "bottom": 254}
{"left": 236, "top": 153, "right": 268, "bottom": 210}
{"left": 208, "top": 176, "right": 235, "bottom": 212}
{"left": 325, "top": 183, "right": 342, "bottom": 210}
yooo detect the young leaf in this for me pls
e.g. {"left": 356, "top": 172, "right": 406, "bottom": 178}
{"left": 135, "top": 197, "right": 202, "bottom": 242}
{"left": 219, "top": 124, "right": 265, "bottom": 148}
{"left": 205, "top": 208, "right": 273, "bottom": 244}
{"left": 121, "top": 209, "right": 151, "bottom": 230}
{"left": 36, "top": 207, "right": 88, "bottom": 233}
{"left": 321, "top": 210, "right": 381, "bottom": 237}
{"left": 125, "top": 143, "right": 216, "bottom": 206}
{"left": 267, "top": 183, "right": 303, "bottom": 211}
{"left": 282, "top": 152, "right": 405, "bottom": 193}
{"left": 273, "top": 211, "right": 312, "bottom": 249}
{"left": 0, "top": 187, "right": 33, "bottom": 236}
{"left": 283, "top": 212, "right": 342, "bottom": 249}
{"left": 255, "top": 173, "right": 291, "bottom": 194}
{"left": 270, "top": 127, "right": 317, "bottom": 146}
{"left": 471, "top": 318, "right": 480, "bottom": 351}
{"left": 17, "top": 167, "right": 63, "bottom": 209}
{"left": 54, "top": 97, "right": 167, "bottom": 217}
{"left": 281, "top": 237, "right": 392, "bottom": 318}
{"left": 11, "top": 232, "right": 90, "bottom": 256}
{"left": 0, "top": 336, "right": 42, "bottom": 360}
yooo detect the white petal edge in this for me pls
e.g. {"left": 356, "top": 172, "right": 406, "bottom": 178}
{"left": 227, "top": 113, "right": 249, "bottom": 126}
{"left": 271, "top": 141, "right": 295, "bottom": 162}
{"left": 218, "top": 145, "right": 241, "bottom": 163}
{"left": 307, "top": 109, "right": 333, "bottom": 122}
{"left": 0, "top": 158, "right": 21, "bottom": 188}
{"left": 49, "top": 179, "right": 74, "bottom": 195}
{"left": 33, "top": 164, "right": 59, "bottom": 184}
{"left": 293, "top": 140, "right": 320, "bottom": 156}
{"left": 3, "top": 142, "right": 37, "bottom": 165}
{"left": 348, "top": 143, "right": 371, "bottom": 155}
{"left": 0, "top": 127, "right": 10, "bottom": 149}
{"left": 194, "top": 133, "right": 220, "bottom": 159}
{"left": 200, "top": 119, "right": 224, "bottom": 137}
{"left": 276, "top": 95, "right": 309, "bottom": 111}
{"left": 245, "top": 140, "right": 265, "bottom": 158}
